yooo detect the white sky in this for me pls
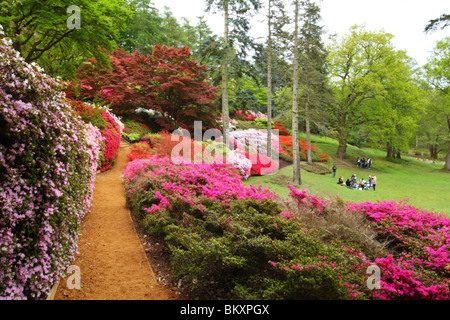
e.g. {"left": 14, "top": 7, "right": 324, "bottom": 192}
{"left": 152, "top": 0, "right": 449, "bottom": 67}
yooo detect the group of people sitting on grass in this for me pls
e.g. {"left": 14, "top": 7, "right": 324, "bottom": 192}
{"left": 337, "top": 174, "right": 377, "bottom": 191}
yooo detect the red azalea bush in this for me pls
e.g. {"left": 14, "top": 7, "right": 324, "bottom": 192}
{"left": 234, "top": 110, "right": 256, "bottom": 121}
{"left": 126, "top": 141, "right": 153, "bottom": 162}
{"left": 274, "top": 122, "right": 290, "bottom": 136}
{"left": 244, "top": 152, "right": 278, "bottom": 176}
{"left": 69, "top": 100, "right": 122, "bottom": 171}
{"left": 278, "top": 135, "right": 328, "bottom": 162}
{"left": 100, "top": 109, "right": 122, "bottom": 171}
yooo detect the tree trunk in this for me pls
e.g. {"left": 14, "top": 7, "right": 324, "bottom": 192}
{"left": 429, "top": 144, "right": 438, "bottom": 159}
{"left": 266, "top": 0, "right": 273, "bottom": 158}
{"left": 337, "top": 137, "right": 347, "bottom": 160}
{"left": 337, "top": 112, "right": 347, "bottom": 160}
{"left": 444, "top": 139, "right": 450, "bottom": 171}
{"left": 222, "top": 0, "right": 230, "bottom": 148}
{"left": 445, "top": 116, "right": 450, "bottom": 171}
{"left": 386, "top": 142, "right": 393, "bottom": 160}
{"left": 305, "top": 108, "right": 312, "bottom": 164}
{"left": 292, "top": 0, "right": 301, "bottom": 185}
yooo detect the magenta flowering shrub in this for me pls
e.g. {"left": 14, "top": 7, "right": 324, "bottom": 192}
{"left": 124, "top": 155, "right": 277, "bottom": 220}
{"left": 347, "top": 200, "right": 450, "bottom": 299}
{"left": 123, "top": 156, "right": 375, "bottom": 299}
{"left": 0, "top": 33, "right": 100, "bottom": 299}
{"left": 285, "top": 185, "right": 449, "bottom": 299}
{"left": 123, "top": 145, "right": 449, "bottom": 299}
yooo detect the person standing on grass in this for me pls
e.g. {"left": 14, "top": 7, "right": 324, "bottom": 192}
{"left": 372, "top": 175, "right": 377, "bottom": 191}
{"left": 332, "top": 165, "right": 337, "bottom": 178}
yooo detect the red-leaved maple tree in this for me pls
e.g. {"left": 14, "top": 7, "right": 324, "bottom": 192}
{"left": 70, "top": 45, "right": 219, "bottom": 132}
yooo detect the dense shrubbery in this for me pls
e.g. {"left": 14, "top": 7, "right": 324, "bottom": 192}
{"left": 123, "top": 152, "right": 449, "bottom": 299}
{"left": 122, "top": 118, "right": 152, "bottom": 143}
{"left": 279, "top": 135, "right": 329, "bottom": 162}
{"left": 69, "top": 100, "right": 123, "bottom": 171}
{"left": 0, "top": 34, "right": 100, "bottom": 299}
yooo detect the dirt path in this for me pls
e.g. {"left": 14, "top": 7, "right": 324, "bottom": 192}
{"left": 54, "top": 141, "right": 178, "bottom": 300}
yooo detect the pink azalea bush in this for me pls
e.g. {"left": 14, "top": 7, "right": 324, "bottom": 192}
{"left": 0, "top": 31, "right": 101, "bottom": 299}
{"left": 226, "top": 129, "right": 287, "bottom": 156}
{"left": 124, "top": 151, "right": 449, "bottom": 299}
{"left": 122, "top": 156, "right": 371, "bottom": 299}
{"left": 286, "top": 186, "right": 450, "bottom": 299}
{"left": 346, "top": 200, "right": 450, "bottom": 299}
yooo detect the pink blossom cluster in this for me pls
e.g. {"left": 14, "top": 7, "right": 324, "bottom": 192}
{"left": 225, "top": 129, "right": 286, "bottom": 156}
{"left": 285, "top": 185, "right": 450, "bottom": 299}
{"left": 124, "top": 155, "right": 278, "bottom": 219}
{"left": 0, "top": 32, "right": 100, "bottom": 299}
{"left": 286, "top": 183, "right": 327, "bottom": 213}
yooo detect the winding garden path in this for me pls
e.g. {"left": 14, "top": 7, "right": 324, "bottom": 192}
{"left": 54, "top": 140, "right": 178, "bottom": 300}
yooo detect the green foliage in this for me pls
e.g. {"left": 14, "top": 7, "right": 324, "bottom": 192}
{"left": 122, "top": 119, "right": 151, "bottom": 141}
{"left": 0, "top": 0, "right": 130, "bottom": 79}
{"left": 254, "top": 117, "right": 275, "bottom": 129}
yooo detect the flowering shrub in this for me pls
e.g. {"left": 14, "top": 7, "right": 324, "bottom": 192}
{"left": 274, "top": 122, "right": 290, "bottom": 136}
{"left": 99, "top": 109, "right": 122, "bottom": 171}
{"left": 129, "top": 131, "right": 253, "bottom": 179}
{"left": 278, "top": 135, "right": 329, "bottom": 162}
{"left": 284, "top": 186, "right": 450, "bottom": 299}
{"left": 346, "top": 200, "right": 450, "bottom": 299}
{"left": 0, "top": 33, "right": 100, "bottom": 299}
{"left": 126, "top": 141, "right": 153, "bottom": 161}
{"left": 123, "top": 156, "right": 360, "bottom": 299}
{"left": 220, "top": 129, "right": 287, "bottom": 156}
{"left": 123, "top": 156, "right": 373, "bottom": 299}
{"left": 124, "top": 152, "right": 449, "bottom": 300}
{"left": 216, "top": 116, "right": 237, "bottom": 131}
{"left": 69, "top": 100, "right": 123, "bottom": 171}
{"left": 234, "top": 110, "right": 256, "bottom": 121}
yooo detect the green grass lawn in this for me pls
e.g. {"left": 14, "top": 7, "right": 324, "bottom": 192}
{"left": 244, "top": 134, "right": 450, "bottom": 217}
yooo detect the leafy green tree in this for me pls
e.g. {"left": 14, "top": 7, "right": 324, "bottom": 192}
{"left": 0, "top": 0, "right": 130, "bottom": 79}
{"left": 424, "top": 37, "right": 450, "bottom": 170}
{"left": 326, "top": 25, "right": 406, "bottom": 160}
{"left": 118, "top": 0, "right": 165, "bottom": 55}
{"left": 417, "top": 89, "right": 450, "bottom": 159}
{"left": 367, "top": 51, "right": 424, "bottom": 159}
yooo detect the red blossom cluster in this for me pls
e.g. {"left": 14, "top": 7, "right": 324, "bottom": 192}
{"left": 69, "top": 100, "right": 122, "bottom": 171}
{"left": 278, "top": 135, "right": 329, "bottom": 162}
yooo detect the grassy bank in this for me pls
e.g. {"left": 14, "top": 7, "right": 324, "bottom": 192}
{"left": 245, "top": 134, "right": 450, "bottom": 216}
